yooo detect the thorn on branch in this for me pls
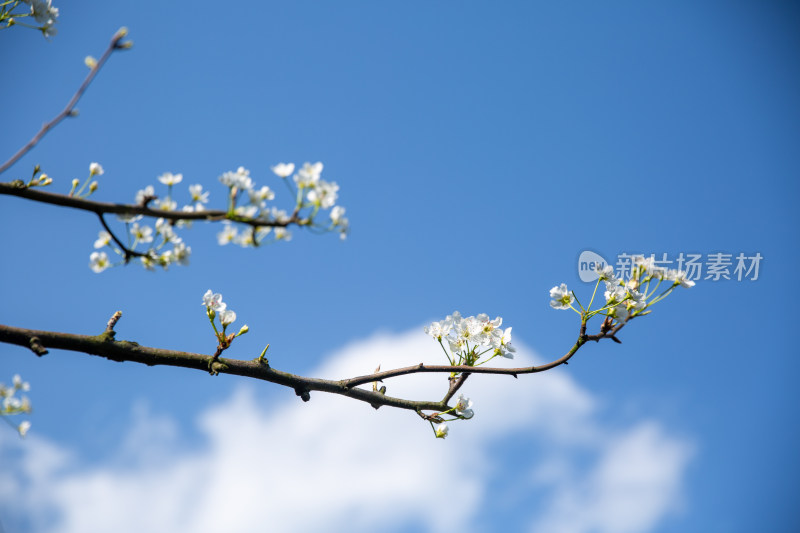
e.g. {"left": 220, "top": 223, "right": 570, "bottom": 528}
{"left": 611, "top": 336, "right": 622, "bottom": 344}
{"left": 28, "top": 336, "right": 48, "bottom": 357}
{"left": 295, "top": 387, "right": 311, "bottom": 402}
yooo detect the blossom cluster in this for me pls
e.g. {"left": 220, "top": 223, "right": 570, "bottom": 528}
{"left": 216, "top": 161, "right": 348, "bottom": 246}
{"left": 424, "top": 312, "right": 509, "bottom": 439}
{"left": 425, "top": 311, "right": 516, "bottom": 365}
{"left": 549, "top": 255, "right": 695, "bottom": 323}
{"left": 86, "top": 161, "right": 346, "bottom": 272}
{"left": 202, "top": 289, "right": 239, "bottom": 329}
{"left": 1, "top": 0, "right": 59, "bottom": 38}
{"left": 1, "top": 374, "right": 32, "bottom": 437}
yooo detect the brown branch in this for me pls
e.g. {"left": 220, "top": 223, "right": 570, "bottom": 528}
{"left": 0, "top": 182, "right": 294, "bottom": 228}
{"left": 0, "top": 28, "right": 131, "bottom": 176}
{"left": 0, "top": 322, "right": 448, "bottom": 413}
{"left": 0, "top": 315, "right": 633, "bottom": 415}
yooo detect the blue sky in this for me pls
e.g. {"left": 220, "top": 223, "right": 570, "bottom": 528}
{"left": 1, "top": 2, "right": 798, "bottom": 532}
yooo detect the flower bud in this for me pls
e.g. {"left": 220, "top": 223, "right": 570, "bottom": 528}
{"left": 237, "top": 325, "right": 249, "bottom": 336}
{"left": 89, "top": 181, "right": 98, "bottom": 192}
{"left": 85, "top": 56, "right": 97, "bottom": 69}
{"left": 71, "top": 178, "right": 80, "bottom": 188}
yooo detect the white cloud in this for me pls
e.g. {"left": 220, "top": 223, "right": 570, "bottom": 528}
{"left": 0, "top": 328, "right": 693, "bottom": 533}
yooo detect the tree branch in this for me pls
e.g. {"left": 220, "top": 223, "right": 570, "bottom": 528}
{"left": 0, "top": 315, "right": 632, "bottom": 415}
{"left": 0, "top": 28, "right": 131, "bottom": 176}
{"left": 0, "top": 182, "right": 295, "bottom": 228}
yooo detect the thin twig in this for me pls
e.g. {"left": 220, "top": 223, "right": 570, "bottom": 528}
{"left": 0, "top": 28, "right": 131, "bottom": 176}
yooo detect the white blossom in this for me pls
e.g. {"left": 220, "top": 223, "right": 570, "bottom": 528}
{"left": 189, "top": 184, "right": 209, "bottom": 204}
{"left": 157, "top": 172, "right": 183, "bottom": 186}
{"left": 549, "top": 283, "right": 574, "bottom": 310}
{"left": 217, "top": 223, "right": 238, "bottom": 245}
{"left": 249, "top": 185, "right": 275, "bottom": 206}
{"left": 666, "top": 269, "right": 696, "bottom": 288}
{"left": 424, "top": 320, "right": 452, "bottom": 341}
{"left": 294, "top": 162, "right": 323, "bottom": 188}
{"left": 130, "top": 223, "right": 154, "bottom": 244}
{"left": 173, "top": 242, "right": 191, "bottom": 266}
{"left": 89, "top": 162, "right": 104, "bottom": 176}
{"left": 434, "top": 423, "right": 449, "bottom": 439}
{"left": 271, "top": 162, "right": 295, "bottom": 178}
{"left": 330, "top": 206, "right": 346, "bottom": 225}
{"left": 135, "top": 185, "right": 155, "bottom": 205}
{"left": 306, "top": 180, "right": 339, "bottom": 208}
{"left": 453, "top": 394, "right": 474, "bottom": 419}
{"left": 94, "top": 231, "right": 111, "bottom": 249}
{"left": 220, "top": 309, "right": 237, "bottom": 326}
{"left": 202, "top": 290, "right": 226, "bottom": 312}
{"left": 219, "top": 167, "right": 253, "bottom": 191}
{"left": 18, "top": 420, "right": 31, "bottom": 437}
{"left": 274, "top": 227, "right": 292, "bottom": 241}
{"left": 89, "top": 251, "right": 110, "bottom": 273}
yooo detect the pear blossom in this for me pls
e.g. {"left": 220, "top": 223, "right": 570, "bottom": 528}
{"left": 434, "top": 423, "right": 449, "bottom": 439}
{"left": 89, "top": 162, "right": 104, "bottom": 176}
{"left": 217, "top": 223, "right": 238, "bottom": 245}
{"left": 626, "top": 288, "right": 647, "bottom": 312}
{"left": 549, "top": 283, "right": 574, "bottom": 310}
{"left": 94, "top": 231, "right": 111, "bottom": 249}
{"left": 294, "top": 162, "right": 323, "bottom": 188}
{"left": 494, "top": 327, "right": 516, "bottom": 358}
{"left": 424, "top": 320, "right": 452, "bottom": 341}
{"left": 189, "top": 184, "right": 209, "bottom": 204}
{"left": 270, "top": 207, "right": 290, "bottom": 223}
{"left": 219, "top": 167, "right": 253, "bottom": 190}
{"left": 202, "top": 290, "right": 226, "bottom": 312}
{"left": 594, "top": 263, "right": 617, "bottom": 282}
{"left": 155, "top": 218, "right": 180, "bottom": 243}
{"left": 17, "top": 420, "right": 31, "bottom": 437}
{"left": 158, "top": 198, "right": 177, "bottom": 211}
{"left": 306, "top": 180, "right": 339, "bottom": 208}
{"left": 249, "top": 185, "right": 275, "bottom": 205}
{"left": 135, "top": 185, "right": 155, "bottom": 205}
{"left": 89, "top": 251, "right": 110, "bottom": 273}
{"left": 130, "top": 223, "right": 154, "bottom": 244}
{"left": 234, "top": 205, "right": 259, "bottom": 218}
{"left": 604, "top": 283, "right": 627, "bottom": 305}
{"left": 453, "top": 394, "right": 474, "bottom": 419}
{"left": 667, "top": 269, "right": 696, "bottom": 288}
{"left": 274, "top": 227, "right": 292, "bottom": 241}
{"left": 220, "top": 309, "right": 237, "bottom": 326}
{"left": 172, "top": 242, "right": 191, "bottom": 266}
{"left": 157, "top": 172, "right": 183, "bottom": 186}
{"left": 331, "top": 206, "right": 346, "bottom": 225}
{"left": 271, "top": 162, "right": 295, "bottom": 178}
{"left": 30, "top": 0, "right": 58, "bottom": 24}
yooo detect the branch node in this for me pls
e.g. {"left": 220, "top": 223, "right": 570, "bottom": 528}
{"left": 295, "top": 387, "right": 311, "bottom": 402}
{"left": 209, "top": 360, "right": 228, "bottom": 375}
{"left": 28, "top": 336, "right": 48, "bottom": 357}
{"left": 106, "top": 310, "right": 123, "bottom": 333}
